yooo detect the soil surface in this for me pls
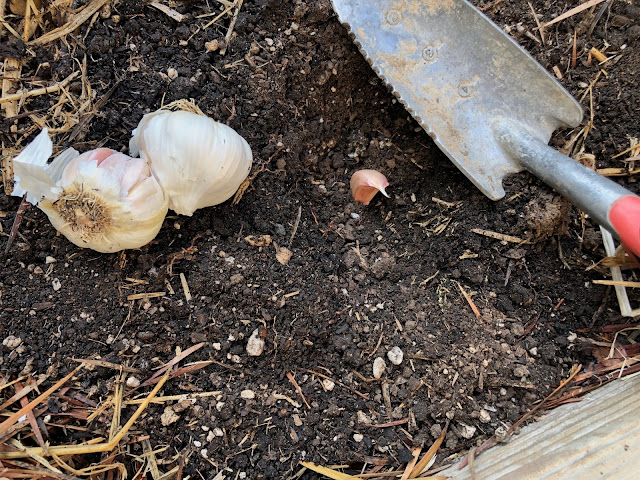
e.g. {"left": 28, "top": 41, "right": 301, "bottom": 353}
{"left": 1, "top": 0, "right": 639, "bottom": 478}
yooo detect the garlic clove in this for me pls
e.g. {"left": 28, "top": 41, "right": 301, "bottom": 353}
{"left": 13, "top": 131, "right": 168, "bottom": 253}
{"left": 130, "top": 109, "right": 253, "bottom": 216}
{"left": 350, "top": 169, "right": 390, "bottom": 205}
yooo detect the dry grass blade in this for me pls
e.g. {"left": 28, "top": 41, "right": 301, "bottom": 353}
{"left": 70, "top": 357, "right": 142, "bottom": 373}
{"left": 29, "top": 0, "right": 110, "bottom": 45}
{"left": 540, "top": 0, "right": 607, "bottom": 28}
{"left": 299, "top": 462, "right": 360, "bottom": 479}
{"left": 0, "top": 371, "right": 169, "bottom": 459}
{"left": 409, "top": 423, "right": 448, "bottom": 478}
{"left": 0, "top": 366, "right": 81, "bottom": 437}
{"left": 0, "top": 71, "right": 80, "bottom": 104}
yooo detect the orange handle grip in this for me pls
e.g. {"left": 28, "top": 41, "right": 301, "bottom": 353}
{"left": 609, "top": 196, "right": 640, "bottom": 257}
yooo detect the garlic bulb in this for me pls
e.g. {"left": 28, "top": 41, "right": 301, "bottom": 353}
{"left": 350, "top": 169, "right": 390, "bottom": 205}
{"left": 12, "top": 129, "right": 168, "bottom": 253}
{"left": 130, "top": 110, "right": 253, "bottom": 216}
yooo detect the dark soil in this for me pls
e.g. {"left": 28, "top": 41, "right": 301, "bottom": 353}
{"left": 1, "top": 0, "right": 639, "bottom": 478}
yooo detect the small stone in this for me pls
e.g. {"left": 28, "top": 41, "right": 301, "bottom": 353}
{"left": 322, "top": 378, "right": 335, "bottom": 391}
{"left": 240, "top": 389, "right": 255, "bottom": 400}
{"left": 567, "top": 332, "right": 577, "bottom": 343}
{"left": 246, "top": 329, "right": 265, "bottom": 356}
{"left": 513, "top": 365, "right": 529, "bottom": 378}
{"left": 205, "top": 39, "right": 219, "bottom": 52}
{"left": 479, "top": 409, "right": 491, "bottom": 423}
{"left": 161, "top": 406, "right": 180, "bottom": 426}
{"left": 387, "top": 346, "right": 404, "bottom": 365}
{"left": 230, "top": 274, "right": 244, "bottom": 285}
{"left": 52, "top": 278, "right": 61, "bottom": 291}
{"left": 126, "top": 376, "right": 141, "bottom": 388}
{"left": 373, "top": 357, "right": 386, "bottom": 379}
{"left": 495, "top": 425, "right": 509, "bottom": 442}
{"left": 212, "top": 342, "right": 221, "bottom": 350}
{"left": 137, "top": 331, "right": 154, "bottom": 341}
{"left": 201, "top": 448, "right": 208, "bottom": 458}
{"left": 529, "top": 347, "right": 538, "bottom": 356}
{"left": 459, "top": 423, "right": 477, "bottom": 439}
{"left": 350, "top": 212, "right": 361, "bottom": 220}
{"left": 3, "top": 335, "right": 22, "bottom": 350}
{"left": 357, "top": 410, "right": 372, "bottom": 426}
{"left": 193, "top": 440, "right": 202, "bottom": 447}
{"left": 214, "top": 427, "right": 224, "bottom": 437}
{"left": 206, "top": 431, "right": 215, "bottom": 442}
{"left": 353, "top": 433, "right": 364, "bottom": 442}
{"left": 45, "top": 256, "right": 56, "bottom": 264}
{"left": 167, "top": 67, "right": 178, "bottom": 79}
{"left": 34, "top": 266, "right": 44, "bottom": 274}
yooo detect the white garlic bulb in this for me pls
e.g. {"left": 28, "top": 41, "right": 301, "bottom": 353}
{"left": 129, "top": 110, "right": 253, "bottom": 216}
{"left": 12, "top": 129, "right": 168, "bottom": 253}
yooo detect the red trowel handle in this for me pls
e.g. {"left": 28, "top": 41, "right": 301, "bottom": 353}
{"left": 495, "top": 122, "right": 640, "bottom": 257}
{"left": 610, "top": 196, "right": 640, "bottom": 257}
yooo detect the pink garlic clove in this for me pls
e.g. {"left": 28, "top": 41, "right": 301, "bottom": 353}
{"left": 350, "top": 169, "right": 390, "bottom": 205}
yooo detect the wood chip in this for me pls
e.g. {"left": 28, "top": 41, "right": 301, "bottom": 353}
{"left": 179, "top": 272, "right": 191, "bottom": 302}
{"left": 127, "top": 292, "right": 166, "bottom": 301}
{"left": 541, "top": 0, "right": 608, "bottom": 29}
{"left": 471, "top": 228, "right": 526, "bottom": 244}
{"left": 149, "top": 1, "right": 185, "bottom": 22}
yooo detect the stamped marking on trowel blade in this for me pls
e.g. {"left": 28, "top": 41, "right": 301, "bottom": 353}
{"left": 385, "top": 8, "right": 402, "bottom": 26}
{"left": 422, "top": 45, "right": 438, "bottom": 63}
{"left": 457, "top": 80, "right": 477, "bottom": 98}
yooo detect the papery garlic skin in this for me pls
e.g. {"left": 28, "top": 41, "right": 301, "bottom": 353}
{"left": 130, "top": 110, "right": 253, "bottom": 216}
{"left": 350, "top": 169, "right": 390, "bottom": 205}
{"left": 13, "top": 130, "right": 168, "bottom": 253}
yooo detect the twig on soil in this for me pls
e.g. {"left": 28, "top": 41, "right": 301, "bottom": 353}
{"left": 286, "top": 371, "right": 310, "bottom": 409}
{"left": 3, "top": 195, "right": 29, "bottom": 256}
{"left": 305, "top": 369, "right": 369, "bottom": 401}
{"left": 458, "top": 365, "right": 582, "bottom": 469}
{"left": 528, "top": 2, "right": 545, "bottom": 45}
{"left": 456, "top": 282, "right": 482, "bottom": 321}
{"left": 289, "top": 205, "right": 302, "bottom": 247}
{"left": 0, "top": 70, "right": 80, "bottom": 104}
{"left": 219, "top": 0, "right": 244, "bottom": 55}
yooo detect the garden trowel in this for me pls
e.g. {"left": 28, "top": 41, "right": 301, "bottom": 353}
{"left": 332, "top": 0, "right": 640, "bottom": 255}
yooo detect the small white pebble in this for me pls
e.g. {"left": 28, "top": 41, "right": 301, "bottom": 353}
{"left": 126, "top": 376, "right": 140, "bottom": 388}
{"left": 529, "top": 347, "right": 538, "bottom": 356}
{"left": 373, "top": 357, "right": 386, "bottom": 379}
{"left": 240, "top": 389, "right": 255, "bottom": 400}
{"left": 45, "top": 256, "right": 56, "bottom": 264}
{"left": 387, "top": 346, "right": 404, "bottom": 365}
{"left": 567, "top": 332, "right": 577, "bottom": 342}
{"left": 167, "top": 67, "right": 178, "bottom": 80}
{"left": 212, "top": 342, "right": 221, "bottom": 350}
{"left": 246, "top": 328, "right": 265, "bottom": 356}
{"left": 460, "top": 423, "right": 477, "bottom": 439}
{"left": 479, "top": 409, "right": 491, "bottom": 424}
{"left": 353, "top": 433, "right": 364, "bottom": 442}
{"left": 214, "top": 427, "right": 224, "bottom": 437}
{"left": 206, "top": 431, "right": 215, "bottom": 442}
{"left": 322, "top": 379, "right": 335, "bottom": 391}
{"left": 200, "top": 448, "right": 208, "bottom": 458}
{"left": 350, "top": 212, "right": 361, "bottom": 220}
{"left": 193, "top": 440, "right": 202, "bottom": 447}
{"left": 52, "top": 278, "right": 61, "bottom": 291}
